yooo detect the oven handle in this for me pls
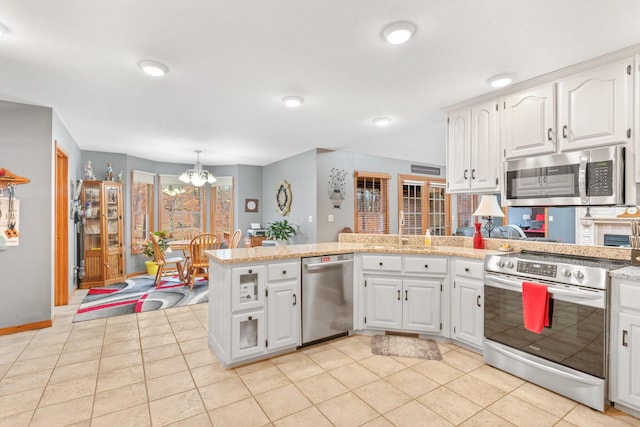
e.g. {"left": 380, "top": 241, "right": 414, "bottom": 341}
{"left": 485, "top": 274, "right": 602, "bottom": 300}
{"left": 486, "top": 340, "right": 603, "bottom": 386}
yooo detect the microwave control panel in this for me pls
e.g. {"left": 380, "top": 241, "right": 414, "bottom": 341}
{"left": 588, "top": 160, "right": 613, "bottom": 196}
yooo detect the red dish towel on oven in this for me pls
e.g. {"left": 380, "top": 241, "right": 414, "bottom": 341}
{"left": 522, "top": 282, "right": 549, "bottom": 334}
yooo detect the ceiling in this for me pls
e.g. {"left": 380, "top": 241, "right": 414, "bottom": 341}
{"left": 1, "top": 1, "right": 640, "bottom": 167}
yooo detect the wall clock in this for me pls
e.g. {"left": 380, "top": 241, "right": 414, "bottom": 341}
{"left": 244, "top": 198, "right": 259, "bottom": 213}
{"left": 275, "top": 180, "right": 292, "bottom": 215}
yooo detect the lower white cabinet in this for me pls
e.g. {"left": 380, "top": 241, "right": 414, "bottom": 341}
{"left": 231, "top": 310, "right": 266, "bottom": 359}
{"left": 267, "top": 281, "right": 300, "bottom": 351}
{"left": 365, "top": 277, "right": 440, "bottom": 333}
{"left": 610, "top": 277, "right": 640, "bottom": 417}
{"left": 451, "top": 259, "right": 484, "bottom": 350}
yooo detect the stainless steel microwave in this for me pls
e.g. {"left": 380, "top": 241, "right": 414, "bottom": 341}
{"left": 504, "top": 146, "right": 624, "bottom": 207}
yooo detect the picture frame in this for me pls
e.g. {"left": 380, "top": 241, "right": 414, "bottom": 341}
{"left": 245, "top": 198, "right": 259, "bottom": 212}
{"left": 275, "top": 180, "right": 292, "bottom": 216}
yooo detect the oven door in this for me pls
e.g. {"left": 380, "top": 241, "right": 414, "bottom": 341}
{"left": 484, "top": 273, "right": 607, "bottom": 378}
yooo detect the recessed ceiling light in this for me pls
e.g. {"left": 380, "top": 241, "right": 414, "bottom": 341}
{"left": 383, "top": 21, "right": 416, "bottom": 45}
{"left": 138, "top": 60, "right": 169, "bottom": 77}
{"left": 488, "top": 74, "right": 514, "bottom": 88}
{"left": 283, "top": 96, "right": 304, "bottom": 108}
{"left": 373, "top": 117, "right": 392, "bottom": 127}
{"left": 0, "top": 23, "right": 9, "bottom": 36}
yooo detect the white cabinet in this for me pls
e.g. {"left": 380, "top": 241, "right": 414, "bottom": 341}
{"left": 451, "top": 259, "right": 484, "bottom": 350}
{"left": 361, "top": 254, "right": 445, "bottom": 335}
{"left": 446, "top": 101, "right": 500, "bottom": 193}
{"left": 610, "top": 277, "right": 640, "bottom": 417}
{"left": 558, "top": 58, "right": 632, "bottom": 152}
{"left": 502, "top": 83, "right": 556, "bottom": 159}
{"left": 210, "top": 259, "right": 300, "bottom": 367}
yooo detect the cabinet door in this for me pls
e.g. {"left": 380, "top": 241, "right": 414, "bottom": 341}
{"left": 267, "top": 281, "right": 300, "bottom": 351}
{"left": 402, "top": 279, "right": 441, "bottom": 333}
{"left": 365, "top": 278, "right": 402, "bottom": 330}
{"left": 231, "top": 266, "right": 266, "bottom": 311}
{"left": 616, "top": 312, "right": 640, "bottom": 409}
{"left": 503, "top": 83, "right": 556, "bottom": 159}
{"left": 558, "top": 59, "right": 631, "bottom": 152}
{"left": 470, "top": 100, "right": 500, "bottom": 191}
{"left": 81, "top": 181, "right": 104, "bottom": 285}
{"left": 103, "top": 182, "right": 125, "bottom": 284}
{"left": 446, "top": 108, "right": 471, "bottom": 192}
{"left": 452, "top": 277, "right": 483, "bottom": 348}
{"left": 231, "top": 310, "right": 266, "bottom": 359}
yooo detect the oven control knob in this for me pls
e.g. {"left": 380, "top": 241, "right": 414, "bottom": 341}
{"left": 573, "top": 270, "right": 584, "bottom": 279}
{"left": 561, "top": 268, "right": 572, "bottom": 277}
{"left": 506, "top": 261, "right": 514, "bottom": 269}
{"left": 498, "top": 260, "right": 506, "bottom": 268}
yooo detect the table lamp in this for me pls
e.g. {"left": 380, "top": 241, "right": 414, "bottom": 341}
{"left": 522, "top": 214, "right": 531, "bottom": 228}
{"left": 473, "top": 195, "right": 505, "bottom": 238}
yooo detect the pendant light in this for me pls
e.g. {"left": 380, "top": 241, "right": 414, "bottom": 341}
{"left": 179, "top": 150, "right": 216, "bottom": 187}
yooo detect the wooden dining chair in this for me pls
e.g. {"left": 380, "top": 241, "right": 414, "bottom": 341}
{"left": 180, "top": 229, "right": 200, "bottom": 261}
{"left": 230, "top": 229, "right": 242, "bottom": 249}
{"left": 186, "top": 233, "right": 222, "bottom": 290}
{"left": 150, "top": 232, "right": 185, "bottom": 287}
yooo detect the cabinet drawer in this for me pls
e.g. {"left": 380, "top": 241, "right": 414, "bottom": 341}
{"left": 361, "top": 255, "right": 402, "bottom": 271}
{"left": 267, "top": 262, "right": 300, "bottom": 282}
{"left": 404, "top": 257, "right": 447, "bottom": 275}
{"left": 619, "top": 281, "right": 640, "bottom": 311}
{"left": 455, "top": 260, "right": 484, "bottom": 280}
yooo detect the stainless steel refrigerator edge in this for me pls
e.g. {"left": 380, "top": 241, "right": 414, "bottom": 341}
{"left": 301, "top": 254, "right": 354, "bottom": 346}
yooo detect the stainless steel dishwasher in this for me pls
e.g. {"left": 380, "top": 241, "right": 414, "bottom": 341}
{"left": 301, "top": 253, "right": 354, "bottom": 346}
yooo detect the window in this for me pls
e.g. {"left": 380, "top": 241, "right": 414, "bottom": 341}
{"left": 131, "top": 170, "right": 155, "bottom": 254}
{"left": 398, "top": 175, "right": 451, "bottom": 236}
{"left": 354, "top": 171, "right": 390, "bottom": 234}
{"left": 210, "top": 176, "right": 234, "bottom": 244}
{"left": 455, "top": 193, "right": 479, "bottom": 231}
{"left": 158, "top": 175, "right": 204, "bottom": 238}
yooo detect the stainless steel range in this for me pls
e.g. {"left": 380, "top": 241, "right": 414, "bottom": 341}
{"left": 483, "top": 251, "right": 629, "bottom": 411}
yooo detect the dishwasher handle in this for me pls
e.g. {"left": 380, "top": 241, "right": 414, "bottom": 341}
{"left": 304, "top": 259, "right": 354, "bottom": 269}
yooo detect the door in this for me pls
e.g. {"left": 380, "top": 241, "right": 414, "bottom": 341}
{"left": 365, "top": 278, "right": 402, "bottom": 329}
{"left": 503, "top": 83, "right": 556, "bottom": 159}
{"left": 452, "top": 278, "right": 483, "bottom": 348}
{"left": 470, "top": 100, "right": 500, "bottom": 191}
{"left": 617, "top": 312, "right": 640, "bottom": 408}
{"left": 446, "top": 108, "right": 471, "bottom": 191}
{"left": 558, "top": 59, "right": 631, "bottom": 152}
{"left": 402, "top": 279, "right": 441, "bottom": 333}
{"left": 231, "top": 310, "right": 266, "bottom": 359}
{"left": 55, "top": 144, "right": 69, "bottom": 306}
{"left": 267, "top": 282, "right": 299, "bottom": 350}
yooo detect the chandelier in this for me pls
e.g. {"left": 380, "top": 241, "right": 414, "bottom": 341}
{"left": 179, "top": 150, "right": 216, "bottom": 187}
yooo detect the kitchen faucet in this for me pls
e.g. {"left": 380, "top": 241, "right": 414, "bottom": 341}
{"left": 399, "top": 210, "right": 406, "bottom": 245}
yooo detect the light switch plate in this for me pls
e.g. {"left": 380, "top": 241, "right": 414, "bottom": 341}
{"left": 328, "top": 215, "right": 334, "bottom": 222}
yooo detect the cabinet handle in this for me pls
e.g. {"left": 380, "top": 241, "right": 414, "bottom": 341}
{"left": 623, "top": 330, "right": 628, "bottom": 347}
{"left": 477, "top": 295, "right": 481, "bottom": 307}
{"left": 397, "top": 290, "right": 401, "bottom": 301}
{"left": 464, "top": 169, "right": 469, "bottom": 180}
{"left": 248, "top": 269, "right": 253, "bottom": 274}
{"left": 547, "top": 128, "right": 553, "bottom": 141}
{"left": 471, "top": 169, "right": 476, "bottom": 180}
{"left": 282, "top": 270, "right": 287, "bottom": 275}
{"left": 293, "top": 294, "right": 297, "bottom": 306}
{"left": 379, "top": 262, "right": 383, "bottom": 266}
{"left": 424, "top": 264, "right": 429, "bottom": 269}
{"left": 562, "top": 125, "right": 568, "bottom": 138}
{"left": 465, "top": 268, "right": 470, "bottom": 272}
{"left": 405, "top": 290, "right": 408, "bottom": 301}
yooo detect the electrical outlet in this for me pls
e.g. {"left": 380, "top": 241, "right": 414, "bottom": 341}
{"left": 308, "top": 215, "right": 313, "bottom": 222}
{"left": 328, "top": 215, "right": 334, "bottom": 222}
{"left": 549, "top": 216, "right": 553, "bottom": 222}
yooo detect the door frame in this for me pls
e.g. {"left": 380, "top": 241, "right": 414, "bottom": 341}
{"left": 55, "top": 143, "right": 69, "bottom": 306}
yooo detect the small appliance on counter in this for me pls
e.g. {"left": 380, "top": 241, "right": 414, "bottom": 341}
{"left": 246, "top": 222, "right": 267, "bottom": 237}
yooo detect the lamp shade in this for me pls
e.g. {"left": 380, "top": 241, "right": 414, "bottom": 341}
{"left": 522, "top": 214, "right": 531, "bottom": 220}
{"left": 473, "top": 195, "right": 504, "bottom": 217}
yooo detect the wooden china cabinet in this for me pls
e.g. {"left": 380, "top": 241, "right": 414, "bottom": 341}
{"left": 79, "top": 180, "right": 126, "bottom": 288}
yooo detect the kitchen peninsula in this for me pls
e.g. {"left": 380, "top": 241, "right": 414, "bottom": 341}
{"left": 206, "top": 234, "right": 632, "bottom": 367}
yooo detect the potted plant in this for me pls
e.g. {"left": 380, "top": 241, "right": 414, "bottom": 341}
{"left": 266, "top": 219, "right": 296, "bottom": 245}
{"left": 134, "top": 230, "right": 172, "bottom": 275}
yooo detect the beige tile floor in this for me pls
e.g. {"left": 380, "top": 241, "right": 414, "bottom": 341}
{"left": 1, "top": 290, "right": 640, "bottom": 427}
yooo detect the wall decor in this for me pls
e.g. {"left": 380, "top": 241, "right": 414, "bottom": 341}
{"left": 328, "top": 168, "right": 347, "bottom": 208}
{"left": 245, "top": 198, "right": 259, "bottom": 212}
{"left": 275, "top": 180, "right": 292, "bottom": 215}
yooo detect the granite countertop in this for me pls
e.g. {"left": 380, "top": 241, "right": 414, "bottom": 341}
{"left": 206, "top": 242, "right": 499, "bottom": 264}
{"left": 610, "top": 265, "right": 640, "bottom": 280}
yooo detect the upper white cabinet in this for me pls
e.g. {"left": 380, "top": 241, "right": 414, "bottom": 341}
{"left": 446, "top": 100, "right": 500, "bottom": 193}
{"left": 502, "top": 83, "right": 557, "bottom": 159}
{"left": 557, "top": 58, "right": 632, "bottom": 152}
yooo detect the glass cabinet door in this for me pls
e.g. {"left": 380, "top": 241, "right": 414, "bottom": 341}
{"left": 82, "top": 181, "right": 103, "bottom": 283}
{"left": 231, "top": 266, "right": 266, "bottom": 311}
{"left": 231, "top": 311, "right": 265, "bottom": 359}
{"left": 105, "top": 184, "right": 120, "bottom": 250}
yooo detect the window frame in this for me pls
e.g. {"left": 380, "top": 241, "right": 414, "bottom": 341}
{"left": 397, "top": 174, "right": 451, "bottom": 236}
{"left": 130, "top": 170, "right": 155, "bottom": 254}
{"left": 354, "top": 171, "right": 391, "bottom": 234}
{"left": 157, "top": 174, "right": 205, "bottom": 238}
{"left": 209, "top": 176, "right": 234, "bottom": 245}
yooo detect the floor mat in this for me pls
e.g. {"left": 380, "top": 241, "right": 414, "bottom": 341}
{"left": 371, "top": 335, "right": 442, "bottom": 360}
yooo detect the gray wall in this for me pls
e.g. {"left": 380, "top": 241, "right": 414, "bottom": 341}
{"left": 235, "top": 165, "right": 263, "bottom": 236}
{"left": 0, "top": 101, "right": 54, "bottom": 328}
{"left": 548, "top": 207, "right": 576, "bottom": 244}
{"left": 263, "top": 150, "right": 318, "bottom": 244}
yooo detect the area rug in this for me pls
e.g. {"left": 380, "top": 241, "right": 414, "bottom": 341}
{"left": 371, "top": 335, "right": 442, "bottom": 360}
{"left": 73, "top": 274, "right": 208, "bottom": 322}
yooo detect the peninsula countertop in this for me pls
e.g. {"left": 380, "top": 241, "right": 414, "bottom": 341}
{"left": 205, "top": 242, "right": 499, "bottom": 264}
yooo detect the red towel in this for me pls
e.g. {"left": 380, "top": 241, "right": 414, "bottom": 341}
{"left": 522, "top": 282, "right": 549, "bottom": 334}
